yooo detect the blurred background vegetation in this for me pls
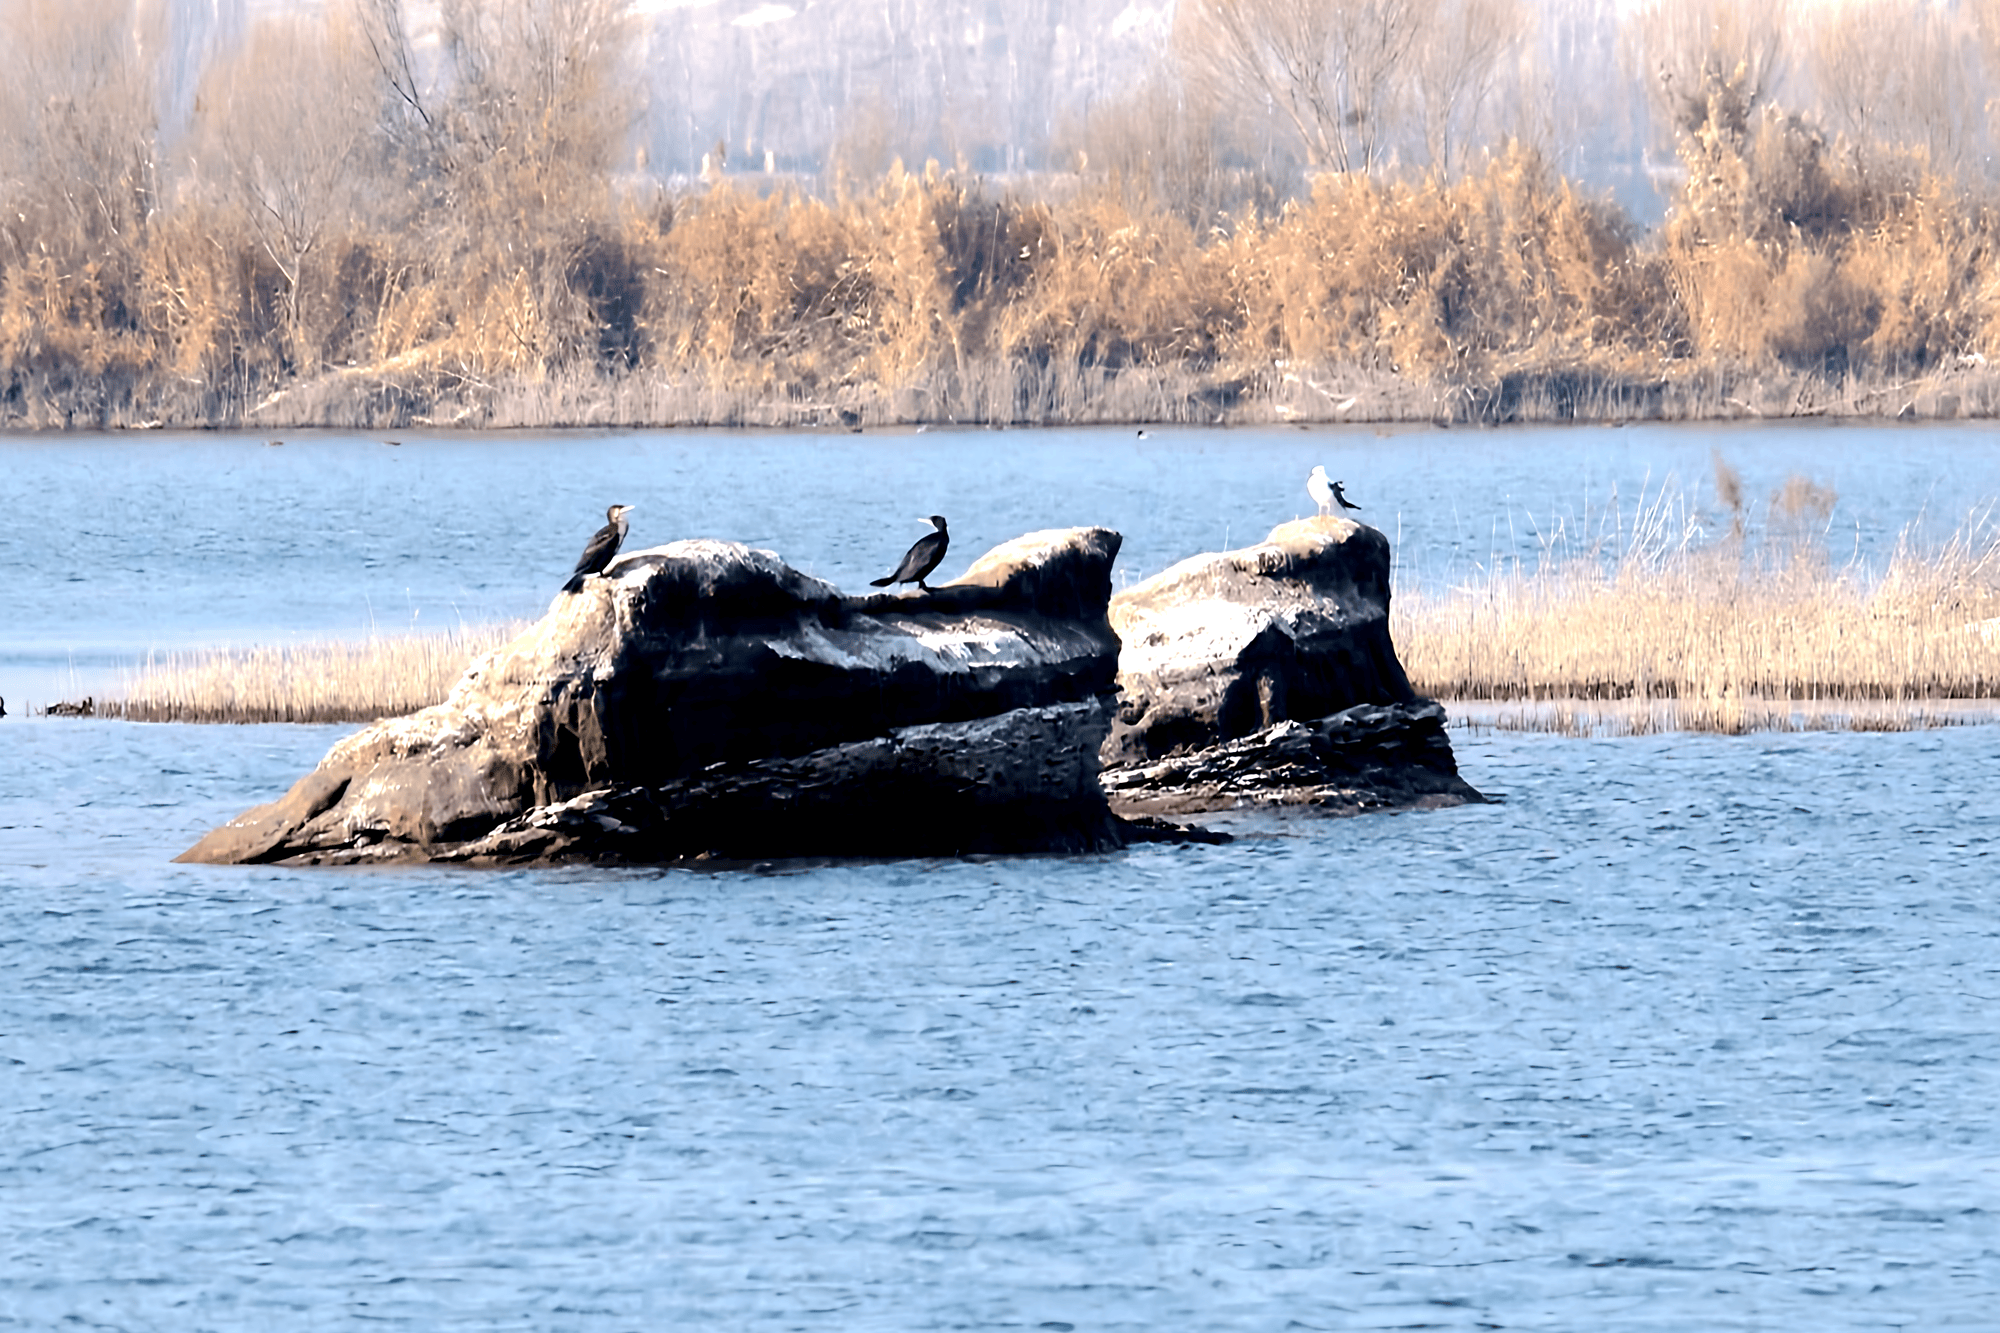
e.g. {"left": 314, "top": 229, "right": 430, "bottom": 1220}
{"left": 6, "top": 0, "right": 2000, "bottom": 428}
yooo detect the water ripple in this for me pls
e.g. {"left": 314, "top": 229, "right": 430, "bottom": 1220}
{"left": 2, "top": 719, "right": 1999, "bottom": 1328}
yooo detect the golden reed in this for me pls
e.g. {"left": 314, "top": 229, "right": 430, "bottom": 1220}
{"left": 106, "top": 625, "right": 525, "bottom": 725}
{"left": 11, "top": 142, "right": 2000, "bottom": 430}
{"left": 1395, "top": 478, "right": 2000, "bottom": 735}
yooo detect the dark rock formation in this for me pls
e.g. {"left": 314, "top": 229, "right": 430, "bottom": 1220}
{"left": 1100, "top": 516, "right": 1484, "bottom": 816}
{"left": 437, "top": 703, "right": 1118, "bottom": 864}
{"left": 181, "top": 514, "right": 1482, "bottom": 869}
{"left": 179, "top": 528, "right": 1143, "bottom": 866}
{"left": 1102, "top": 701, "right": 1479, "bottom": 817}
{"left": 1105, "top": 515, "right": 1415, "bottom": 764}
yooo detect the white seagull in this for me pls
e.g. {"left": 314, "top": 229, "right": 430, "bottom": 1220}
{"left": 1307, "top": 465, "right": 1362, "bottom": 516}
{"left": 1307, "top": 465, "right": 1333, "bottom": 514}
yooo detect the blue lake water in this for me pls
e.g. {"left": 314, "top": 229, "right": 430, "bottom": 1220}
{"left": 5, "top": 718, "right": 2000, "bottom": 1330}
{"left": 4, "top": 420, "right": 2000, "bottom": 700}
{"left": 4, "top": 424, "right": 2000, "bottom": 1329}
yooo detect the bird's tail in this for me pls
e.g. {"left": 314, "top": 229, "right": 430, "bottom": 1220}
{"left": 561, "top": 573, "right": 586, "bottom": 594}
{"left": 869, "top": 576, "right": 894, "bottom": 587}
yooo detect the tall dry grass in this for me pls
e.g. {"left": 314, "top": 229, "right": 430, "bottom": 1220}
{"left": 11, "top": 117, "right": 2000, "bottom": 427}
{"left": 105, "top": 624, "right": 524, "bottom": 724}
{"left": 1394, "top": 477, "right": 2000, "bottom": 734}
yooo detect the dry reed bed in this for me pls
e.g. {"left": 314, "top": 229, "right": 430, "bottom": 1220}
{"left": 1446, "top": 697, "right": 1999, "bottom": 738}
{"left": 12, "top": 130, "right": 2000, "bottom": 429}
{"left": 107, "top": 625, "right": 523, "bottom": 724}
{"left": 1394, "top": 491, "right": 2000, "bottom": 734}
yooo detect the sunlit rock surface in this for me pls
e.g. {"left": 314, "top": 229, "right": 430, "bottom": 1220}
{"left": 179, "top": 528, "right": 1138, "bottom": 865}
{"left": 1100, "top": 517, "right": 1484, "bottom": 815}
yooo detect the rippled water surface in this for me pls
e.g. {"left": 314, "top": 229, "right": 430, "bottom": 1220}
{"left": 5, "top": 717, "right": 1999, "bottom": 1331}
{"left": 6, "top": 424, "right": 2000, "bottom": 1328}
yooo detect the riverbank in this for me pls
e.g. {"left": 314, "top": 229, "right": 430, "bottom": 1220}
{"left": 25, "top": 356, "right": 1996, "bottom": 434}
{"left": 12, "top": 141, "right": 2000, "bottom": 432}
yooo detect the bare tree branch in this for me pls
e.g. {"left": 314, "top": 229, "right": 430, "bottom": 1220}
{"left": 1176, "top": 0, "right": 1427, "bottom": 174}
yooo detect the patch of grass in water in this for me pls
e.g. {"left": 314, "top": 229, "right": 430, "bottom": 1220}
{"left": 106, "top": 623, "right": 526, "bottom": 724}
{"left": 1400, "top": 469, "right": 2000, "bottom": 736}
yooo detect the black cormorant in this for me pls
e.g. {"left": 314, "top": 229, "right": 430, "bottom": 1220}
{"left": 563, "top": 504, "right": 634, "bottom": 593}
{"left": 870, "top": 515, "right": 949, "bottom": 592}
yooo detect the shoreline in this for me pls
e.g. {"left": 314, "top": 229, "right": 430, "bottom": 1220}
{"left": 18, "top": 695, "right": 2000, "bottom": 736}
{"left": 1445, "top": 696, "right": 2000, "bottom": 737}
{"left": 7, "top": 361, "right": 1993, "bottom": 434}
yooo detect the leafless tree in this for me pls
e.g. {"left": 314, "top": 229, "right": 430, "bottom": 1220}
{"left": 1174, "top": 0, "right": 1427, "bottom": 174}
{"left": 0, "top": 0, "right": 164, "bottom": 258}
{"left": 433, "top": 0, "right": 635, "bottom": 213}
{"left": 1504, "top": 0, "right": 1628, "bottom": 185}
{"left": 1411, "top": 0, "right": 1525, "bottom": 180}
{"left": 1807, "top": 0, "right": 1982, "bottom": 179}
{"left": 1627, "top": 0, "right": 1790, "bottom": 143}
{"left": 193, "top": 14, "right": 373, "bottom": 363}
{"left": 354, "top": 0, "right": 429, "bottom": 118}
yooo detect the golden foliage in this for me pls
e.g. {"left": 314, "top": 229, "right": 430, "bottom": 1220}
{"left": 4, "top": 87, "right": 2000, "bottom": 424}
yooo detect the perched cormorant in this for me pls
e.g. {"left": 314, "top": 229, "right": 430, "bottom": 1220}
{"left": 1307, "top": 465, "right": 1362, "bottom": 516}
{"left": 871, "top": 515, "right": 949, "bottom": 592}
{"left": 562, "top": 504, "right": 634, "bottom": 593}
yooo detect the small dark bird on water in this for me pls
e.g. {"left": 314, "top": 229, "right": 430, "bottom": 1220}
{"left": 0, "top": 696, "right": 7, "bottom": 719}
{"left": 871, "top": 515, "right": 949, "bottom": 592}
{"left": 563, "top": 504, "right": 634, "bottom": 593}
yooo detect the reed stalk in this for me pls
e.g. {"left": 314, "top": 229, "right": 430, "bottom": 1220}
{"left": 106, "top": 624, "right": 525, "bottom": 724}
{"left": 1396, "top": 484, "right": 2000, "bottom": 734}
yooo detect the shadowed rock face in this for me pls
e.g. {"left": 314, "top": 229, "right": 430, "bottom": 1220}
{"left": 1104, "top": 516, "right": 1418, "bottom": 766}
{"left": 1102, "top": 701, "right": 1482, "bottom": 818}
{"left": 439, "top": 702, "right": 1120, "bottom": 864}
{"left": 179, "top": 528, "right": 1130, "bottom": 866}
{"left": 1100, "top": 517, "right": 1483, "bottom": 816}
